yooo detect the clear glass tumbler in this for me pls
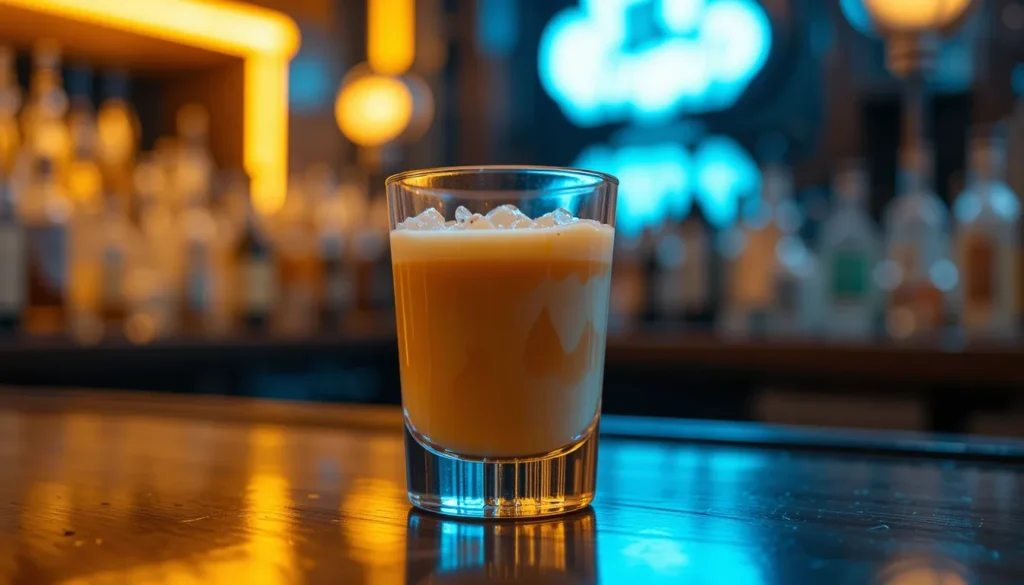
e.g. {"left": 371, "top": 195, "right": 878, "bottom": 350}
{"left": 386, "top": 166, "right": 618, "bottom": 518}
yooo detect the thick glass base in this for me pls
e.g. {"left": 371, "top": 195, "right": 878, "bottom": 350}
{"left": 404, "top": 421, "right": 599, "bottom": 519}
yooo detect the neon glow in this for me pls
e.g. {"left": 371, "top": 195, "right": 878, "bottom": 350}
{"left": 0, "top": 0, "right": 301, "bottom": 214}
{"left": 539, "top": 0, "right": 772, "bottom": 127}
{"left": 574, "top": 136, "right": 760, "bottom": 234}
{"left": 368, "top": 0, "right": 415, "bottom": 75}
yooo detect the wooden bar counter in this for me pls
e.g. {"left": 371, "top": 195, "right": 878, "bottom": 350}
{"left": 0, "top": 388, "right": 1021, "bottom": 584}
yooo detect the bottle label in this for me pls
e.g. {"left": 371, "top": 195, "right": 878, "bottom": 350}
{"left": 243, "top": 258, "right": 274, "bottom": 312}
{"left": 0, "top": 225, "right": 25, "bottom": 312}
{"left": 26, "top": 224, "right": 67, "bottom": 308}
{"left": 832, "top": 251, "right": 868, "bottom": 301}
{"left": 101, "top": 246, "right": 124, "bottom": 309}
{"left": 964, "top": 235, "right": 995, "bottom": 310}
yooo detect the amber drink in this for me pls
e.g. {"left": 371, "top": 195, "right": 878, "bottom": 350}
{"left": 387, "top": 166, "right": 617, "bottom": 518}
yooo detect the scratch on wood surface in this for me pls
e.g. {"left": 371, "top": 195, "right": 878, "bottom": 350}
{"left": 182, "top": 516, "right": 210, "bottom": 523}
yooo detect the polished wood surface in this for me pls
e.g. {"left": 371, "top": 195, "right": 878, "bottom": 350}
{"left": 0, "top": 389, "right": 1021, "bottom": 584}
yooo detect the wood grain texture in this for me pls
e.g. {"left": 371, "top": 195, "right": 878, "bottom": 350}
{"left": 0, "top": 389, "right": 1021, "bottom": 584}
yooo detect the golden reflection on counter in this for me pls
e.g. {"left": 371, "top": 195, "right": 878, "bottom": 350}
{"left": 340, "top": 435, "right": 408, "bottom": 585}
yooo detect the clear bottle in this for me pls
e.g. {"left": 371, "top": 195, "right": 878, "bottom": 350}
{"left": 20, "top": 155, "right": 71, "bottom": 335}
{"left": 1006, "top": 101, "right": 1024, "bottom": 330}
{"left": 819, "top": 161, "right": 883, "bottom": 339}
{"left": 953, "top": 129, "right": 1021, "bottom": 339}
{"left": 65, "top": 64, "right": 103, "bottom": 212}
{"left": 608, "top": 233, "right": 646, "bottom": 333}
{"left": 233, "top": 177, "right": 276, "bottom": 333}
{"left": 0, "top": 46, "right": 20, "bottom": 181}
{"left": 95, "top": 190, "right": 135, "bottom": 331}
{"left": 126, "top": 154, "right": 174, "bottom": 342}
{"left": 0, "top": 160, "right": 24, "bottom": 332}
{"left": 0, "top": 47, "right": 23, "bottom": 333}
{"left": 19, "top": 40, "right": 70, "bottom": 169}
{"left": 309, "top": 166, "right": 354, "bottom": 331}
{"left": 720, "top": 164, "right": 810, "bottom": 337}
{"left": 273, "top": 177, "right": 319, "bottom": 335}
{"left": 96, "top": 71, "right": 139, "bottom": 214}
{"left": 174, "top": 103, "right": 214, "bottom": 208}
{"left": 881, "top": 144, "right": 955, "bottom": 341}
{"left": 650, "top": 205, "right": 714, "bottom": 328}
{"left": 179, "top": 187, "right": 218, "bottom": 335}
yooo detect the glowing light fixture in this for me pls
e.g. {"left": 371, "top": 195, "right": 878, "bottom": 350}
{"left": 0, "top": 0, "right": 301, "bottom": 214}
{"left": 335, "top": 69, "right": 414, "bottom": 148}
{"left": 862, "top": 0, "right": 972, "bottom": 33}
{"left": 368, "top": 0, "right": 415, "bottom": 75}
{"left": 538, "top": 0, "right": 772, "bottom": 127}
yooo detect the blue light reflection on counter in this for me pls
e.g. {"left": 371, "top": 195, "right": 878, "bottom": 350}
{"left": 574, "top": 135, "right": 759, "bottom": 234}
{"left": 538, "top": 0, "right": 772, "bottom": 127}
{"left": 595, "top": 439, "right": 767, "bottom": 584}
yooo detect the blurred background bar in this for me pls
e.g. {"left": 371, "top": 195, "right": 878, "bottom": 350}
{"left": 0, "top": 0, "right": 1023, "bottom": 435}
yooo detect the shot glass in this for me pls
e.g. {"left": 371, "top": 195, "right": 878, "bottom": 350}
{"left": 386, "top": 166, "right": 617, "bottom": 518}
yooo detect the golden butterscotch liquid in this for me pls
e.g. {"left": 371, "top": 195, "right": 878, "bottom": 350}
{"left": 391, "top": 223, "right": 614, "bottom": 458}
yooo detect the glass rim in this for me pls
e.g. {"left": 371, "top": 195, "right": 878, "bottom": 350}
{"left": 385, "top": 165, "right": 619, "bottom": 197}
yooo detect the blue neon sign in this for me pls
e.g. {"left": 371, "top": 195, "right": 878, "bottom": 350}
{"left": 539, "top": 0, "right": 772, "bottom": 127}
{"left": 575, "top": 135, "right": 760, "bottom": 233}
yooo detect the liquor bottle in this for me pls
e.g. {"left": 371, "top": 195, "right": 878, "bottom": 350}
{"left": 21, "top": 155, "right": 71, "bottom": 335}
{"left": 128, "top": 154, "right": 175, "bottom": 341}
{"left": 96, "top": 190, "right": 135, "bottom": 328}
{"left": 681, "top": 204, "right": 715, "bottom": 325}
{"left": 0, "top": 164, "right": 24, "bottom": 332}
{"left": 309, "top": 167, "right": 353, "bottom": 330}
{"left": 953, "top": 128, "right": 1021, "bottom": 339}
{"left": 233, "top": 179, "right": 275, "bottom": 332}
{"left": 0, "top": 47, "right": 23, "bottom": 333}
{"left": 96, "top": 71, "right": 140, "bottom": 209}
{"left": 819, "top": 161, "right": 883, "bottom": 339}
{"left": 174, "top": 103, "right": 214, "bottom": 208}
{"left": 881, "top": 144, "right": 955, "bottom": 341}
{"left": 273, "top": 178, "right": 320, "bottom": 335}
{"left": 1007, "top": 101, "right": 1024, "bottom": 330}
{"left": 720, "top": 165, "right": 801, "bottom": 337}
{"left": 65, "top": 64, "right": 103, "bottom": 213}
{"left": 179, "top": 187, "right": 218, "bottom": 335}
{"left": 0, "top": 47, "right": 19, "bottom": 180}
{"left": 19, "top": 40, "right": 70, "bottom": 168}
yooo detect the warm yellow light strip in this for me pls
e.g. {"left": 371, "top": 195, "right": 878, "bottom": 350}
{"left": 368, "top": 0, "right": 415, "bottom": 75}
{"left": 0, "top": 0, "right": 300, "bottom": 213}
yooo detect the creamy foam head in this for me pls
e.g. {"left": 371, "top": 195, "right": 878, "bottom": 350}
{"left": 391, "top": 206, "right": 614, "bottom": 262}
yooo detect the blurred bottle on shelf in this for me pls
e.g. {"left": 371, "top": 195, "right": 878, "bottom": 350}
{"left": 1006, "top": 101, "right": 1024, "bottom": 330}
{"left": 18, "top": 41, "right": 69, "bottom": 174}
{"left": 720, "top": 165, "right": 818, "bottom": 337}
{"left": 309, "top": 165, "right": 355, "bottom": 330}
{"left": 174, "top": 103, "right": 212, "bottom": 204}
{"left": 608, "top": 233, "right": 646, "bottom": 332}
{"left": 273, "top": 177, "right": 319, "bottom": 335}
{"left": 880, "top": 144, "right": 955, "bottom": 341}
{"left": 96, "top": 71, "right": 139, "bottom": 211}
{"left": 0, "top": 46, "right": 23, "bottom": 333}
{"left": 230, "top": 172, "right": 275, "bottom": 333}
{"left": 128, "top": 153, "right": 174, "bottom": 342}
{"left": 649, "top": 206, "right": 714, "bottom": 328}
{"left": 0, "top": 47, "right": 19, "bottom": 177}
{"left": 65, "top": 64, "right": 102, "bottom": 212}
{"left": 21, "top": 155, "right": 71, "bottom": 335}
{"left": 953, "top": 127, "right": 1020, "bottom": 339}
{"left": 355, "top": 195, "right": 394, "bottom": 319}
{"left": 819, "top": 161, "right": 882, "bottom": 340}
